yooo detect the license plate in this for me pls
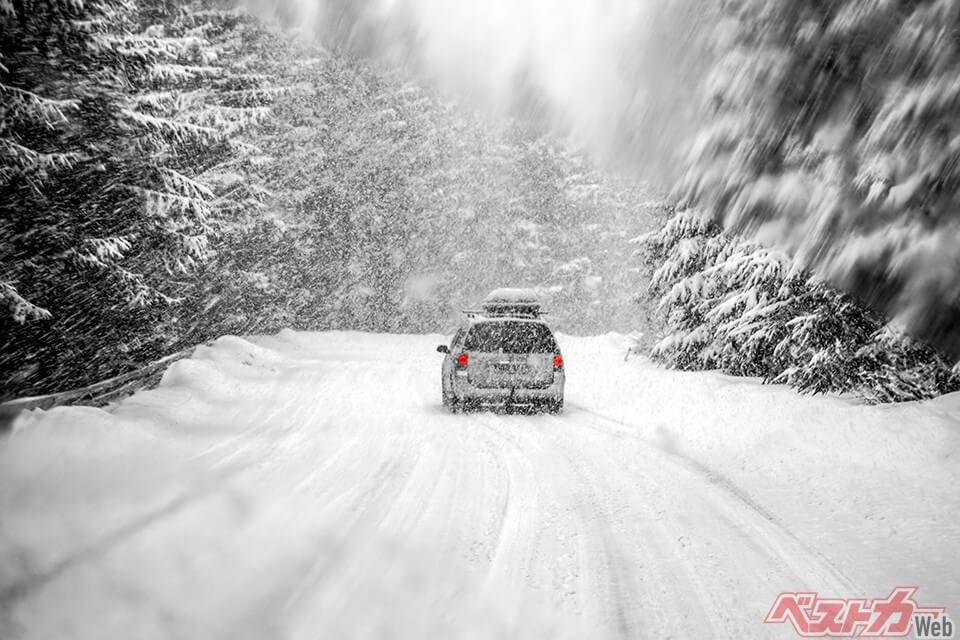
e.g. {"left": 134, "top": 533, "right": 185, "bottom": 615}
{"left": 494, "top": 363, "right": 526, "bottom": 374}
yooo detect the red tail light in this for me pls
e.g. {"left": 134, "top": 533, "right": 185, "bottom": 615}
{"left": 553, "top": 355, "right": 563, "bottom": 369}
{"left": 457, "top": 353, "right": 468, "bottom": 367}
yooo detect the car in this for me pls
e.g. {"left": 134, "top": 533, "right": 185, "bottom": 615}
{"left": 437, "top": 289, "right": 565, "bottom": 413}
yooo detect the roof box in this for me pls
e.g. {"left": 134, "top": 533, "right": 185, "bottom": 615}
{"left": 480, "top": 288, "right": 543, "bottom": 318}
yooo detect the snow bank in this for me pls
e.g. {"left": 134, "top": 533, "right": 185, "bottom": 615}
{"left": 562, "top": 333, "right": 960, "bottom": 606}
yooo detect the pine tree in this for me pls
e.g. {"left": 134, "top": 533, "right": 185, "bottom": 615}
{"left": 643, "top": 206, "right": 960, "bottom": 402}
{"left": 0, "top": 0, "right": 271, "bottom": 395}
{"left": 677, "top": 0, "right": 960, "bottom": 359}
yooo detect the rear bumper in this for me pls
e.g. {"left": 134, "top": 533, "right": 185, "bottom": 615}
{"left": 453, "top": 372, "right": 564, "bottom": 404}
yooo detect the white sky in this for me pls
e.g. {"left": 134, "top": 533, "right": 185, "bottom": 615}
{"left": 378, "top": 0, "right": 654, "bottom": 147}
{"left": 253, "top": 0, "right": 694, "bottom": 166}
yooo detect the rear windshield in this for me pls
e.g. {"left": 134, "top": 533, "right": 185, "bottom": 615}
{"left": 464, "top": 321, "right": 558, "bottom": 353}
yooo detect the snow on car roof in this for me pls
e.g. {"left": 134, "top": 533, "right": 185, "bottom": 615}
{"left": 462, "top": 288, "right": 546, "bottom": 321}
{"left": 483, "top": 288, "right": 540, "bottom": 305}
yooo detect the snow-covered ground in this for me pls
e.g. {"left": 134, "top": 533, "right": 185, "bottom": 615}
{"left": 1, "top": 331, "right": 958, "bottom": 639}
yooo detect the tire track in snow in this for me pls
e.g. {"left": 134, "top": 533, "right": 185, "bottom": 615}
{"left": 471, "top": 413, "right": 543, "bottom": 591}
{"left": 280, "top": 433, "right": 426, "bottom": 611}
{"left": 566, "top": 403, "right": 863, "bottom": 596}
{"left": 547, "top": 415, "right": 742, "bottom": 638}
{"left": 478, "top": 416, "right": 649, "bottom": 639}
{"left": 529, "top": 416, "right": 683, "bottom": 639}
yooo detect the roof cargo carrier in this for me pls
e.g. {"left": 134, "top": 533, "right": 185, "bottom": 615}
{"left": 466, "top": 288, "right": 545, "bottom": 319}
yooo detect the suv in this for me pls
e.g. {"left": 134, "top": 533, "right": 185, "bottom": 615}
{"left": 437, "top": 289, "right": 565, "bottom": 413}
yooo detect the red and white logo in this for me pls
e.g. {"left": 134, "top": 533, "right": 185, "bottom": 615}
{"left": 765, "top": 587, "right": 952, "bottom": 638}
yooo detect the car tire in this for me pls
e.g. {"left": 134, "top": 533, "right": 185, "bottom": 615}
{"left": 546, "top": 398, "right": 564, "bottom": 415}
{"left": 442, "top": 380, "right": 457, "bottom": 412}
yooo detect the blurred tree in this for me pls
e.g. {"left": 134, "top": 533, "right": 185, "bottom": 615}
{"left": 677, "top": 0, "right": 960, "bottom": 360}
{"left": 0, "top": 0, "right": 269, "bottom": 395}
{"left": 643, "top": 207, "right": 960, "bottom": 402}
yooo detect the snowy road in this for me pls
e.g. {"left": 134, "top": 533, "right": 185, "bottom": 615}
{"left": 2, "top": 332, "right": 958, "bottom": 639}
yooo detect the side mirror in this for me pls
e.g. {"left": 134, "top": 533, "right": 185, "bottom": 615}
{"left": 436, "top": 345, "right": 450, "bottom": 354}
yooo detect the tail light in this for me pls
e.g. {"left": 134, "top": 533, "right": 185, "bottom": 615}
{"left": 457, "top": 353, "right": 468, "bottom": 367}
{"left": 553, "top": 355, "right": 563, "bottom": 369}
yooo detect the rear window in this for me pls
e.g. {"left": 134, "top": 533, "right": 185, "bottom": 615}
{"left": 464, "top": 321, "right": 558, "bottom": 353}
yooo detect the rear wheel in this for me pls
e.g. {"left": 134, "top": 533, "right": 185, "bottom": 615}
{"left": 545, "top": 398, "right": 564, "bottom": 414}
{"left": 442, "top": 377, "right": 457, "bottom": 412}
